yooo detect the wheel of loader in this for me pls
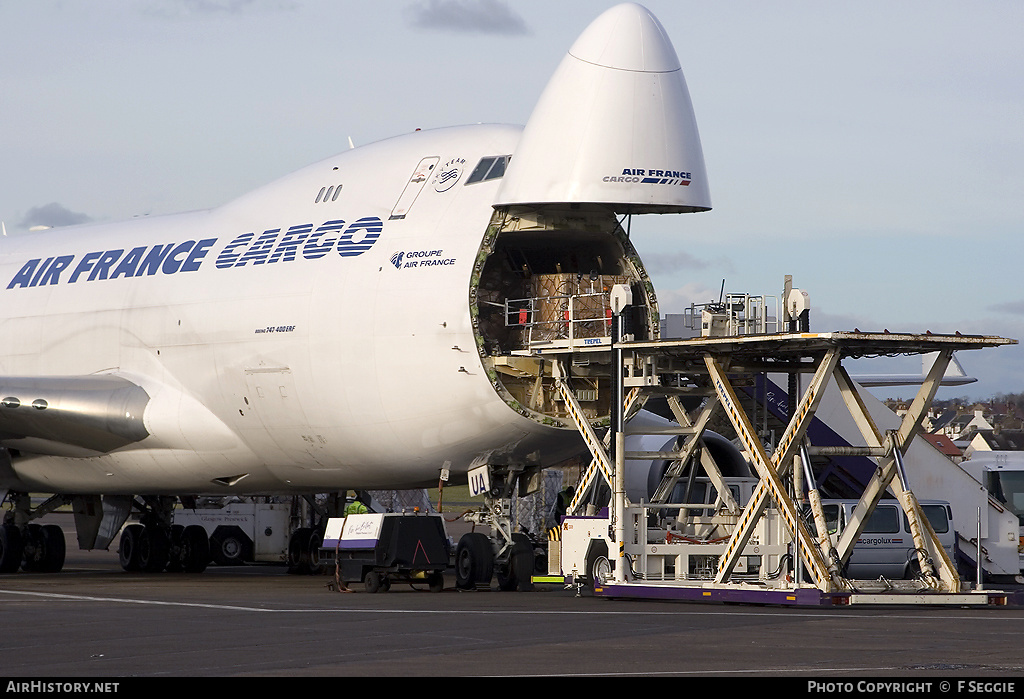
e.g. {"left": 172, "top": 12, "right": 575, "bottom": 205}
{"left": 592, "top": 556, "right": 612, "bottom": 587}
{"left": 585, "top": 539, "right": 610, "bottom": 592}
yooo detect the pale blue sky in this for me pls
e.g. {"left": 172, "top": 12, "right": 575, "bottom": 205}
{"left": 2, "top": 0, "right": 1022, "bottom": 399}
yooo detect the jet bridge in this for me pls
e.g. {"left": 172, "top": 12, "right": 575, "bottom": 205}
{"left": 528, "top": 310, "right": 1020, "bottom": 606}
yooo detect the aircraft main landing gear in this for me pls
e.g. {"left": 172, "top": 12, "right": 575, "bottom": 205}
{"left": 21, "top": 523, "right": 66, "bottom": 573}
{"left": 0, "top": 492, "right": 69, "bottom": 574}
{"left": 117, "top": 496, "right": 210, "bottom": 573}
{"left": 0, "top": 522, "right": 24, "bottom": 573}
{"left": 117, "top": 522, "right": 209, "bottom": 573}
{"left": 287, "top": 526, "right": 324, "bottom": 575}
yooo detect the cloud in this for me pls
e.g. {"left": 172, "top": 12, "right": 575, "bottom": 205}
{"left": 653, "top": 282, "right": 724, "bottom": 315}
{"left": 639, "top": 250, "right": 719, "bottom": 274}
{"left": 988, "top": 301, "right": 1024, "bottom": 316}
{"left": 144, "top": 0, "right": 296, "bottom": 18}
{"left": 811, "top": 309, "right": 880, "bottom": 333}
{"left": 407, "top": 0, "right": 529, "bottom": 35}
{"left": 17, "top": 203, "right": 92, "bottom": 230}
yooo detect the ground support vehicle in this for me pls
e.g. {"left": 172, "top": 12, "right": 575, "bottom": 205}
{"left": 322, "top": 512, "right": 449, "bottom": 592}
{"left": 822, "top": 499, "right": 956, "bottom": 581}
{"left": 172, "top": 501, "right": 291, "bottom": 565}
{"left": 533, "top": 328, "right": 1023, "bottom": 606}
{"left": 959, "top": 453, "right": 1024, "bottom": 577}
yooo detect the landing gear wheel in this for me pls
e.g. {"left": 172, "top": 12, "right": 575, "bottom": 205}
{"left": 166, "top": 525, "right": 185, "bottom": 573}
{"left": 180, "top": 525, "right": 210, "bottom": 573}
{"left": 38, "top": 524, "right": 65, "bottom": 573}
{"left": 306, "top": 529, "right": 324, "bottom": 575}
{"left": 455, "top": 532, "right": 493, "bottom": 590}
{"left": 497, "top": 533, "right": 534, "bottom": 591}
{"left": 119, "top": 524, "right": 144, "bottom": 572}
{"left": 138, "top": 526, "right": 170, "bottom": 573}
{"left": 0, "top": 523, "right": 24, "bottom": 574}
{"left": 167, "top": 525, "right": 209, "bottom": 573}
{"left": 287, "top": 527, "right": 324, "bottom": 575}
{"left": 21, "top": 523, "right": 45, "bottom": 572}
{"left": 512, "top": 534, "right": 535, "bottom": 592}
{"left": 287, "top": 527, "right": 313, "bottom": 574}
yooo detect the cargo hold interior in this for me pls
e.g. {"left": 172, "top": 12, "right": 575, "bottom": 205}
{"left": 470, "top": 205, "right": 658, "bottom": 426}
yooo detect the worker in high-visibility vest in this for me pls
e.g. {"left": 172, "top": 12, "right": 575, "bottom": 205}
{"left": 344, "top": 499, "right": 369, "bottom": 516}
{"left": 554, "top": 485, "right": 574, "bottom": 523}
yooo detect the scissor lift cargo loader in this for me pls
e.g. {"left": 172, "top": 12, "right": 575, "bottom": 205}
{"left": 535, "top": 330, "right": 1020, "bottom": 606}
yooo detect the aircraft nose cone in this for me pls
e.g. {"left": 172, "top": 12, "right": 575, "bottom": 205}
{"left": 568, "top": 2, "right": 680, "bottom": 73}
{"left": 495, "top": 3, "right": 711, "bottom": 214}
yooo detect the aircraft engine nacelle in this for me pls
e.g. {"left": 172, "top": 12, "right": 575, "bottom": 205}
{"left": 623, "top": 411, "right": 750, "bottom": 504}
{"left": 0, "top": 376, "right": 150, "bottom": 457}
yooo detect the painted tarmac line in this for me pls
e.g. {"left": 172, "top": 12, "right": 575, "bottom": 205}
{"left": 3, "top": 588, "right": 1024, "bottom": 623}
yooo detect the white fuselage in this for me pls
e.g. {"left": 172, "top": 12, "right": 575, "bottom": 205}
{"left": 2, "top": 3, "right": 714, "bottom": 498}
{"left": 1, "top": 125, "right": 581, "bottom": 494}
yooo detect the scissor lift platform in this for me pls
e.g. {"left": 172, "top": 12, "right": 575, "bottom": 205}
{"left": 534, "top": 329, "right": 1021, "bottom": 607}
{"left": 591, "top": 580, "right": 1024, "bottom": 607}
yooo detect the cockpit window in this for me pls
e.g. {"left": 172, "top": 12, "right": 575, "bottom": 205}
{"left": 486, "top": 155, "right": 507, "bottom": 180}
{"left": 467, "top": 158, "right": 494, "bottom": 183}
{"left": 466, "top": 155, "right": 511, "bottom": 184}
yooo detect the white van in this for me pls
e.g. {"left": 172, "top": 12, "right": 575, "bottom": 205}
{"left": 659, "top": 480, "right": 957, "bottom": 580}
{"left": 820, "top": 500, "right": 956, "bottom": 580}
